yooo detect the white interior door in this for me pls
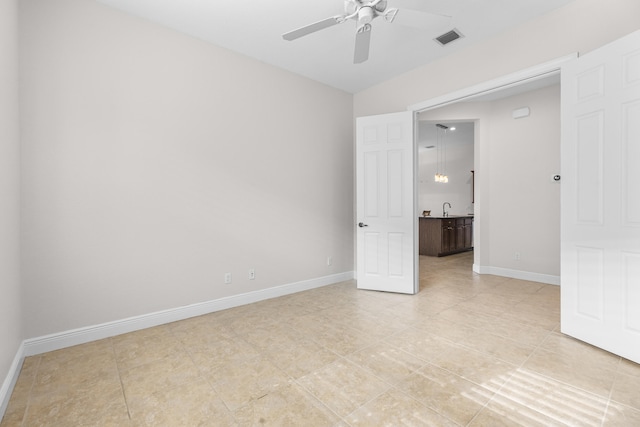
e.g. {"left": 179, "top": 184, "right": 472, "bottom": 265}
{"left": 356, "top": 111, "right": 417, "bottom": 294}
{"left": 561, "top": 30, "right": 640, "bottom": 363}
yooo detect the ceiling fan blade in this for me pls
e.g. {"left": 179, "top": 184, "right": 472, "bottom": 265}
{"left": 391, "top": 8, "right": 451, "bottom": 30}
{"left": 282, "top": 16, "right": 343, "bottom": 41}
{"left": 390, "top": 0, "right": 453, "bottom": 16}
{"left": 353, "top": 23, "right": 372, "bottom": 64}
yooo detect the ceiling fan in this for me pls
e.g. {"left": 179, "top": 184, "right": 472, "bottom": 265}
{"left": 282, "top": 0, "right": 450, "bottom": 64}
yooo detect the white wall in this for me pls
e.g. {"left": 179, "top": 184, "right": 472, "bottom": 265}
{"left": 20, "top": 0, "right": 354, "bottom": 338}
{"left": 0, "top": 0, "right": 22, "bottom": 410}
{"left": 420, "top": 84, "right": 561, "bottom": 278}
{"left": 487, "top": 86, "right": 560, "bottom": 276}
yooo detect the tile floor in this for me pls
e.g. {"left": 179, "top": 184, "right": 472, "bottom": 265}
{"left": 2, "top": 252, "right": 640, "bottom": 426}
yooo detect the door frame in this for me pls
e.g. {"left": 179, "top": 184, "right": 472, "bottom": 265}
{"left": 407, "top": 54, "right": 577, "bottom": 274}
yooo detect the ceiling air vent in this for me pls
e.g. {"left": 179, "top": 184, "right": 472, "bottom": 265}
{"left": 435, "top": 29, "right": 464, "bottom": 46}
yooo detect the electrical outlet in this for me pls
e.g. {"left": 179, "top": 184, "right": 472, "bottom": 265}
{"left": 248, "top": 268, "right": 255, "bottom": 280}
{"left": 514, "top": 252, "right": 521, "bottom": 261}
{"left": 327, "top": 256, "right": 332, "bottom": 266}
{"left": 224, "top": 273, "right": 232, "bottom": 284}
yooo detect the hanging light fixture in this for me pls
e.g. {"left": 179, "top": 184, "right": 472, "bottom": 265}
{"left": 434, "top": 124, "right": 449, "bottom": 183}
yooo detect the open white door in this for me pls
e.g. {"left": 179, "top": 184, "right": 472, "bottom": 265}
{"left": 356, "top": 111, "right": 417, "bottom": 294}
{"left": 561, "top": 30, "right": 640, "bottom": 363}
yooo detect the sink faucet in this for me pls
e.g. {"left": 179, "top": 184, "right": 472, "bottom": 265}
{"left": 443, "top": 202, "right": 451, "bottom": 217}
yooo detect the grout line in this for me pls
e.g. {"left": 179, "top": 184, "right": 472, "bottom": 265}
{"left": 600, "top": 357, "right": 623, "bottom": 427}
{"left": 110, "top": 339, "right": 132, "bottom": 422}
{"left": 464, "top": 291, "right": 557, "bottom": 426}
{"left": 291, "top": 355, "right": 352, "bottom": 425}
{"left": 18, "top": 355, "right": 41, "bottom": 427}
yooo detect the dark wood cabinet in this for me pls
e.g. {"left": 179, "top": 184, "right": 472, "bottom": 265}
{"left": 441, "top": 219, "right": 455, "bottom": 253}
{"left": 419, "top": 216, "right": 473, "bottom": 256}
{"left": 463, "top": 218, "right": 473, "bottom": 249}
{"left": 454, "top": 220, "right": 466, "bottom": 251}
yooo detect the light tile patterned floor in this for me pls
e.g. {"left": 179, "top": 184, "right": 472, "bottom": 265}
{"left": 2, "top": 252, "right": 640, "bottom": 426}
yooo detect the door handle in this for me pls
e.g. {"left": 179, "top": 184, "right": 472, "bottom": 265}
{"left": 358, "top": 222, "right": 369, "bottom": 228}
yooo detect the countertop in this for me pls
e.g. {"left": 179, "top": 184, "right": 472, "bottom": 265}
{"left": 420, "top": 215, "right": 474, "bottom": 219}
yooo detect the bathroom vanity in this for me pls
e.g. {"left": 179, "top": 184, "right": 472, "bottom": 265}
{"left": 419, "top": 216, "right": 474, "bottom": 256}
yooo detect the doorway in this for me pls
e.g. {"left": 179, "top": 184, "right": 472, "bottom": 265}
{"left": 416, "top": 120, "right": 475, "bottom": 265}
{"left": 412, "top": 70, "right": 564, "bottom": 286}
{"left": 355, "top": 55, "right": 574, "bottom": 295}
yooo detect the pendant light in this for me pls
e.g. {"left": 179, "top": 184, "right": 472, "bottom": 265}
{"left": 434, "top": 124, "right": 449, "bottom": 183}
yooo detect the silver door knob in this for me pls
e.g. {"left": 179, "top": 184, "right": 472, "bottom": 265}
{"left": 358, "top": 222, "right": 368, "bottom": 227}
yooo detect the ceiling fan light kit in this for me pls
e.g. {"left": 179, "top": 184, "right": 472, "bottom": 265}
{"left": 282, "top": 0, "right": 452, "bottom": 64}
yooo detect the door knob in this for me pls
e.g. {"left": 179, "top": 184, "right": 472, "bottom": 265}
{"left": 358, "top": 222, "right": 368, "bottom": 227}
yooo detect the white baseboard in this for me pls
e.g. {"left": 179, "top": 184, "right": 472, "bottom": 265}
{"left": 473, "top": 264, "right": 560, "bottom": 286}
{"left": 23, "top": 271, "right": 354, "bottom": 357}
{"left": 0, "top": 342, "right": 24, "bottom": 420}
{"left": 473, "top": 263, "right": 481, "bottom": 274}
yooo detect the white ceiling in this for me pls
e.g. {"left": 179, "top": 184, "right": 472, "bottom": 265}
{"left": 418, "top": 121, "right": 474, "bottom": 152}
{"left": 95, "top": 0, "right": 575, "bottom": 93}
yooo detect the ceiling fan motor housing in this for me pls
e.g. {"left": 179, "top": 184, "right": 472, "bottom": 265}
{"left": 282, "top": 0, "right": 397, "bottom": 63}
{"left": 358, "top": 7, "right": 376, "bottom": 25}
{"left": 345, "top": 0, "right": 387, "bottom": 17}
